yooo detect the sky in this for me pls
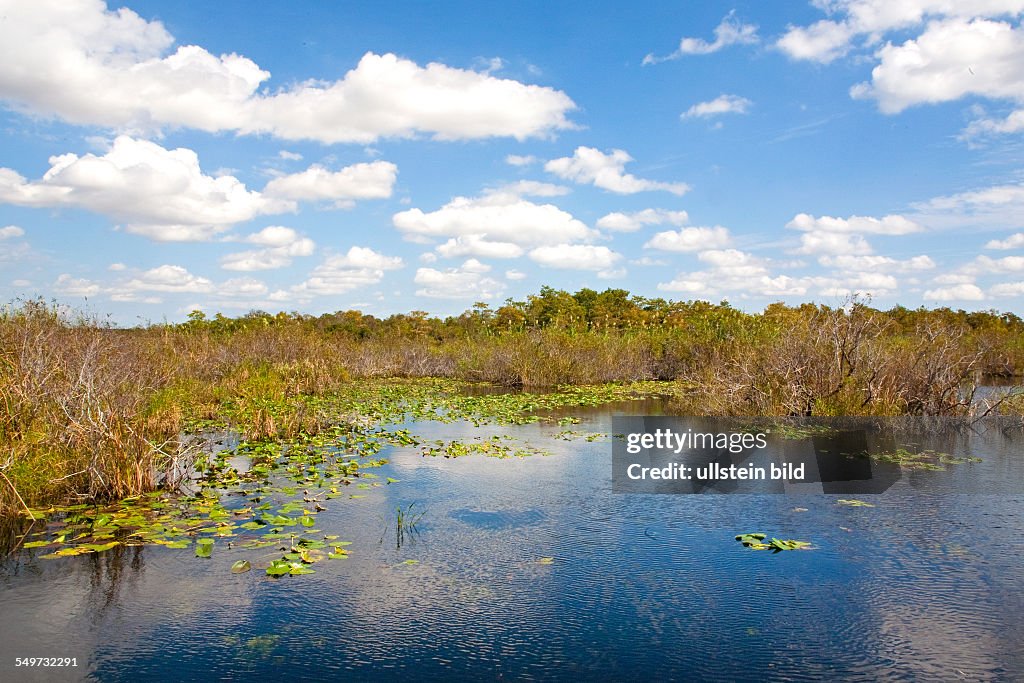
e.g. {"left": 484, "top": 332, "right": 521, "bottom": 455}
{"left": 1, "top": 0, "right": 1024, "bottom": 324}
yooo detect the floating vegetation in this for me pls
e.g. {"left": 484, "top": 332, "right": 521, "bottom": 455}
{"left": 771, "top": 424, "right": 841, "bottom": 440}
{"left": 537, "top": 556, "right": 555, "bottom": 565}
{"left": 861, "top": 448, "right": 981, "bottom": 471}
{"left": 735, "top": 532, "right": 812, "bottom": 552}
{"left": 552, "top": 430, "right": 609, "bottom": 442}
{"left": 420, "top": 436, "right": 549, "bottom": 459}
{"left": 837, "top": 499, "right": 875, "bottom": 507}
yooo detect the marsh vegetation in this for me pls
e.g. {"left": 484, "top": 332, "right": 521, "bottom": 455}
{"left": 2, "top": 288, "right": 1023, "bottom": 515}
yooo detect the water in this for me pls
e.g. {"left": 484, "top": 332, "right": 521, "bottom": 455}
{"left": 2, "top": 405, "right": 1024, "bottom": 682}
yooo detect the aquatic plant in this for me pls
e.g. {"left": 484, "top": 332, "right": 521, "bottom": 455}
{"left": 734, "top": 532, "right": 812, "bottom": 552}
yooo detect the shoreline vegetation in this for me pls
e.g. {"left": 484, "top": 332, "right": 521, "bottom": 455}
{"left": 3, "top": 286, "right": 1024, "bottom": 515}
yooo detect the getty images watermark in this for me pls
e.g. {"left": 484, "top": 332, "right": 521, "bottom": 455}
{"left": 611, "top": 416, "right": 1024, "bottom": 495}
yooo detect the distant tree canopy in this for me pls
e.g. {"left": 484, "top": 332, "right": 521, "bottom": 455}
{"left": 175, "top": 286, "right": 1024, "bottom": 346}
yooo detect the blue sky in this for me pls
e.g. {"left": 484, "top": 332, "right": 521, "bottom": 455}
{"left": 1, "top": 0, "right": 1024, "bottom": 323}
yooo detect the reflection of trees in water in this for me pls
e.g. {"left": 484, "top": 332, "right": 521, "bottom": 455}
{"left": 87, "top": 544, "right": 145, "bottom": 612}
{"left": 0, "top": 516, "right": 40, "bottom": 563}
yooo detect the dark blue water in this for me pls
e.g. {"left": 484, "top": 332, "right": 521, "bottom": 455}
{"left": 2, "top": 409, "right": 1023, "bottom": 682}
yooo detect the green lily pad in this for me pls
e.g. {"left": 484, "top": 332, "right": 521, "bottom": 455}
{"left": 231, "top": 560, "right": 252, "bottom": 574}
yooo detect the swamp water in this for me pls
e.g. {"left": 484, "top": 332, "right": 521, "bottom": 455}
{"left": 2, "top": 396, "right": 1024, "bottom": 682}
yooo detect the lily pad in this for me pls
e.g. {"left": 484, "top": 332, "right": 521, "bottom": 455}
{"left": 231, "top": 560, "right": 252, "bottom": 574}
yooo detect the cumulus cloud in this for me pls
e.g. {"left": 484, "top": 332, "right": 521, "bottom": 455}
{"left": 262, "top": 161, "right": 397, "bottom": 208}
{"left": 544, "top": 147, "right": 689, "bottom": 195}
{"left": 787, "top": 212, "right": 923, "bottom": 235}
{"left": 124, "top": 265, "right": 215, "bottom": 293}
{"left": 850, "top": 18, "right": 1024, "bottom": 114}
{"left": 505, "top": 269, "right": 527, "bottom": 280}
{"left": 0, "top": 136, "right": 293, "bottom": 241}
{"left": 990, "top": 281, "right": 1024, "bottom": 296}
{"left": 596, "top": 209, "right": 688, "bottom": 232}
{"left": 967, "top": 255, "right": 1024, "bottom": 273}
{"left": 819, "top": 254, "right": 936, "bottom": 271}
{"left": 923, "top": 283, "right": 986, "bottom": 300}
{"left": 778, "top": 1, "right": 1024, "bottom": 63}
{"left": 295, "top": 247, "right": 404, "bottom": 295}
{"left": 656, "top": 247, "right": 908, "bottom": 300}
{"left": 393, "top": 192, "right": 594, "bottom": 248}
{"left": 219, "top": 277, "right": 269, "bottom": 297}
{"left": 644, "top": 12, "right": 758, "bottom": 64}
{"left": 528, "top": 244, "right": 622, "bottom": 270}
{"left": 54, "top": 274, "right": 101, "bottom": 297}
{"left": 777, "top": 2, "right": 1024, "bottom": 138}
{"left": 436, "top": 235, "right": 524, "bottom": 259}
{"left": 986, "top": 232, "right": 1024, "bottom": 249}
{"left": 777, "top": 19, "right": 857, "bottom": 63}
{"left": 681, "top": 94, "right": 752, "bottom": 119}
{"left": 796, "top": 232, "right": 874, "bottom": 255}
{"left": 0, "top": 225, "right": 25, "bottom": 239}
{"left": 0, "top": 2, "right": 577, "bottom": 142}
{"left": 645, "top": 226, "right": 732, "bottom": 252}
{"left": 221, "top": 226, "right": 315, "bottom": 271}
{"left": 414, "top": 259, "right": 505, "bottom": 298}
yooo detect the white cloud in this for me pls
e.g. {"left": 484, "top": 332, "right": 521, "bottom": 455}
{"left": 913, "top": 181, "right": 1024, "bottom": 231}
{"left": 850, "top": 18, "right": 1024, "bottom": 114}
{"left": 778, "top": 1, "right": 1024, "bottom": 64}
{"left": 124, "top": 265, "right": 214, "bottom": 293}
{"left": 962, "top": 108, "right": 1024, "bottom": 139}
{"left": 819, "top": 254, "right": 936, "bottom": 271}
{"left": 597, "top": 208, "right": 688, "bottom": 232}
{"left": 54, "top": 274, "right": 101, "bottom": 297}
{"left": 0, "top": 225, "right": 24, "bottom": 239}
{"left": 11, "top": 279, "right": 31, "bottom": 287}
{"left": 486, "top": 180, "right": 571, "bottom": 198}
{"left": 796, "top": 232, "right": 874, "bottom": 255}
{"left": 990, "top": 281, "right": 1024, "bottom": 296}
{"left": 393, "top": 192, "right": 594, "bottom": 247}
{"left": 0, "top": 136, "right": 293, "bottom": 241}
{"left": 644, "top": 12, "right": 759, "bottom": 63}
{"left": 630, "top": 256, "right": 669, "bottom": 267}
{"left": 295, "top": 247, "right": 404, "bottom": 296}
{"left": 655, "top": 248, "right": 904, "bottom": 300}
{"left": 0, "top": 2, "right": 577, "bottom": 143}
{"left": 262, "top": 161, "right": 397, "bottom": 207}
{"left": 436, "top": 235, "right": 524, "bottom": 259}
{"left": 645, "top": 226, "right": 732, "bottom": 252}
{"left": 505, "top": 269, "right": 527, "bottom": 280}
{"left": 220, "top": 277, "right": 269, "bottom": 297}
{"left": 414, "top": 260, "right": 505, "bottom": 299}
{"left": 923, "top": 283, "right": 986, "bottom": 300}
{"left": 545, "top": 147, "right": 689, "bottom": 195}
{"left": 221, "top": 226, "right": 315, "bottom": 271}
{"left": 968, "top": 255, "right": 1024, "bottom": 273}
{"left": 787, "top": 212, "right": 923, "bottom": 235}
{"left": 986, "top": 232, "right": 1024, "bottom": 249}
{"left": 107, "top": 262, "right": 126, "bottom": 271}
{"left": 278, "top": 150, "right": 303, "bottom": 161}
{"left": 528, "top": 244, "right": 622, "bottom": 270}
{"left": 777, "top": 20, "right": 857, "bottom": 63}
{"left": 932, "top": 273, "right": 976, "bottom": 285}
{"left": 681, "top": 94, "right": 752, "bottom": 119}
{"left": 505, "top": 154, "right": 538, "bottom": 167}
